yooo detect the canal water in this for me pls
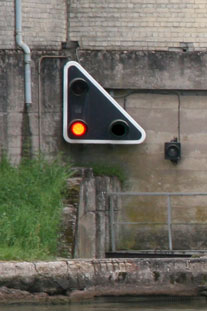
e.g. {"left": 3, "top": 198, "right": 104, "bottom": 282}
{"left": 0, "top": 296, "right": 207, "bottom": 311}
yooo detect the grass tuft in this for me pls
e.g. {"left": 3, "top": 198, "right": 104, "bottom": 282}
{"left": 0, "top": 155, "right": 72, "bottom": 261}
{"left": 90, "top": 163, "right": 126, "bottom": 185}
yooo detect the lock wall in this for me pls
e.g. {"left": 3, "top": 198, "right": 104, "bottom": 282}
{"left": 0, "top": 0, "right": 207, "bottom": 251}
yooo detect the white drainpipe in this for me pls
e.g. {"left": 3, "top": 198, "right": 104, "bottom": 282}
{"left": 15, "top": 0, "right": 32, "bottom": 107}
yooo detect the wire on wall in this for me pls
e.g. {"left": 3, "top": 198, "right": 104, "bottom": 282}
{"left": 175, "top": 92, "right": 181, "bottom": 143}
{"left": 110, "top": 89, "right": 182, "bottom": 142}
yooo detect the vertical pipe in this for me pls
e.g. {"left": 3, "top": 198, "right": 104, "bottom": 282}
{"left": 167, "top": 195, "right": 173, "bottom": 251}
{"left": 15, "top": 0, "right": 32, "bottom": 106}
{"left": 109, "top": 196, "right": 116, "bottom": 252}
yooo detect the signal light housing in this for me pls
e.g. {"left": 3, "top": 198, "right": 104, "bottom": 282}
{"left": 63, "top": 61, "right": 146, "bottom": 144}
{"left": 165, "top": 140, "right": 181, "bottom": 163}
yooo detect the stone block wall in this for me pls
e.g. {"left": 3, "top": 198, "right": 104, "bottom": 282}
{"left": 0, "top": 1, "right": 14, "bottom": 49}
{"left": 1, "top": 1, "right": 207, "bottom": 51}
{"left": 0, "top": 0, "right": 66, "bottom": 50}
{"left": 22, "top": 0, "right": 67, "bottom": 49}
{"left": 69, "top": 0, "right": 207, "bottom": 51}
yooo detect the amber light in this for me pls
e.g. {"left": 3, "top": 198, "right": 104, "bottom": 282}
{"left": 70, "top": 120, "right": 87, "bottom": 137}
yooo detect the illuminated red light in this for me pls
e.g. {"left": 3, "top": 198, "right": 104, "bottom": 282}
{"left": 70, "top": 121, "right": 87, "bottom": 137}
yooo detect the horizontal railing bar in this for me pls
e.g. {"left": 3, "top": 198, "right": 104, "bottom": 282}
{"left": 115, "top": 222, "right": 166, "bottom": 225}
{"left": 108, "top": 192, "right": 207, "bottom": 197}
{"left": 115, "top": 222, "right": 207, "bottom": 225}
{"left": 107, "top": 250, "right": 207, "bottom": 254}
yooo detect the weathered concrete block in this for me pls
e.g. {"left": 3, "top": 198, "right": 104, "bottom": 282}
{"left": 0, "top": 258, "right": 207, "bottom": 301}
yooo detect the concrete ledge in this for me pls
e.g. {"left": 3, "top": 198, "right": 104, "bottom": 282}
{"left": 0, "top": 258, "right": 207, "bottom": 303}
{"left": 78, "top": 50, "right": 207, "bottom": 90}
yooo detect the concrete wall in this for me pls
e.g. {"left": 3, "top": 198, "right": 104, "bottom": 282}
{"left": 69, "top": 91, "right": 207, "bottom": 252}
{"left": 74, "top": 170, "right": 121, "bottom": 258}
{"left": 1, "top": 52, "right": 207, "bottom": 251}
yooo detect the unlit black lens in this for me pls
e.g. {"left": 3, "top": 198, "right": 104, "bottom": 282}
{"left": 70, "top": 78, "right": 89, "bottom": 96}
{"left": 110, "top": 120, "right": 129, "bottom": 137}
{"left": 167, "top": 146, "right": 179, "bottom": 157}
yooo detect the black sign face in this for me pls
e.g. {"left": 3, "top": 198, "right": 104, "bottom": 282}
{"left": 63, "top": 61, "right": 146, "bottom": 144}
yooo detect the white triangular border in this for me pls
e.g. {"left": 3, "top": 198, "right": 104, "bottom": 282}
{"left": 63, "top": 61, "right": 146, "bottom": 144}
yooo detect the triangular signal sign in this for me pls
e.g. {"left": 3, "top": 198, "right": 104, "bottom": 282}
{"left": 63, "top": 61, "right": 146, "bottom": 144}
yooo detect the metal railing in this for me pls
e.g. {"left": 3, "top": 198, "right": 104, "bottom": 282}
{"left": 108, "top": 192, "right": 207, "bottom": 253}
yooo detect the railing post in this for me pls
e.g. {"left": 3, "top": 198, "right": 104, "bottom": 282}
{"left": 167, "top": 195, "right": 173, "bottom": 251}
{"left": 109, "top": 195, "right": 116, "bottom": 252}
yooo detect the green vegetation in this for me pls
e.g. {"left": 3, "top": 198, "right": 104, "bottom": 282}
{"left": 0, "top": 155, "right": 72, "bottom": 261}
{"left": 85, "top": 163, "right": 126, "bottom": 185}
